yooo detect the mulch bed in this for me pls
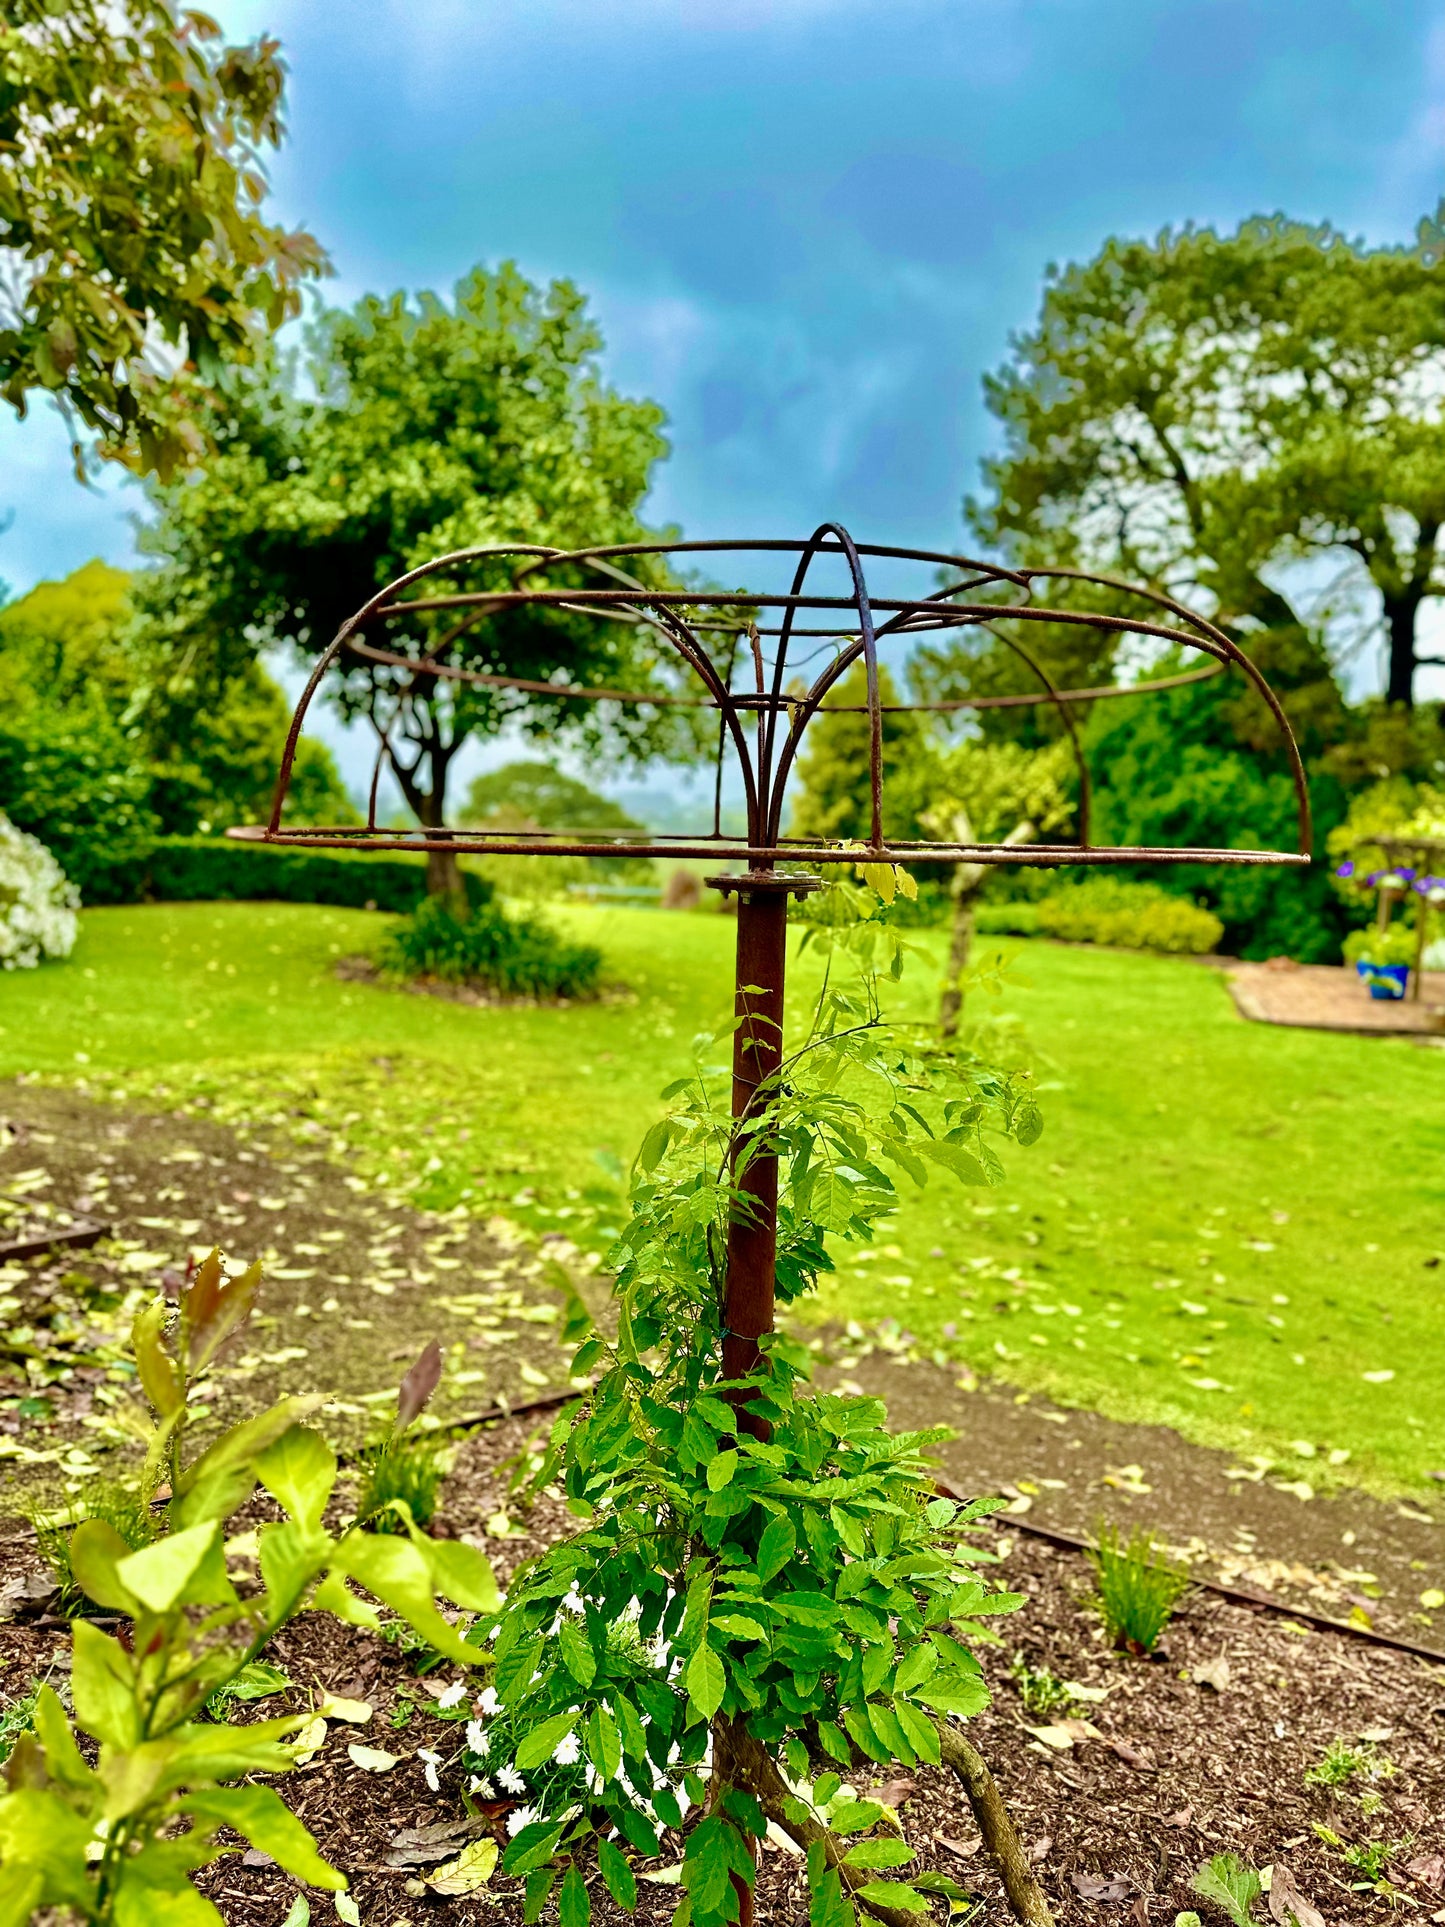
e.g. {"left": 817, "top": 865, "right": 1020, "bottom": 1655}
{"left": 3, "top": 1411, "right": 1443, "bottom": 1927}
{"left": 1227, "top": 963, "right": 1445, "bottom": 1039}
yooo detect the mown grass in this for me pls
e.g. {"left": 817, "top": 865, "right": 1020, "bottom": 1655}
{"left": 5, "top": 900, "right": 1442, "bottom": 1494}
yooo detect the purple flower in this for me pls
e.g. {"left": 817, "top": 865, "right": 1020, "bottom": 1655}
{"left": 1336, "top": 861, "right": 1355, "bottom": 878}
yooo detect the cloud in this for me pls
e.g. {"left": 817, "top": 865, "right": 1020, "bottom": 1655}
{"left": 1372, "top": 11, "right": 1445, "bottom": 228}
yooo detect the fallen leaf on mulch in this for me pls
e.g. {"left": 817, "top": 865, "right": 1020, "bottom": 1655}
{"left": 292, "top": 1715, "right": 326, "bottom": 1763}
{"left": 1164, "top": 1807, "right": 1194, "bottom": 1828}
{"left": 386, "top": 1818, "right": 495, "bottom": 1869}
{"left": 1028, "top": 1837, "right": 1052, "bottom": 1864}
{"left": 1027, "top": 1718, "right": 1103, "bottom": 1750}
{"left": 936, "top": 1835, "right": 980, "bottom": 1859}
{"left": 347, "top": 1743, "right": 400, "bottom": 1772}
{"left": 1405, "top": 1854, "right": 1445, "bottom": 1893}
{"left": 1064, "top": 1680, "right": 1110, "bottom": 1703}
{"left": 318, "top": 1694, "right": 373, "bottom": 1724}
{"left": 426, "top": 1838, "right": 499, "bottom": 1895}
{"left": 1106, "top": 1737, "right": 1154, "bottom": 1769}
{"left": 1192, "top": 1656, "right": 1232, "bottom": 1692}
{"left": 1267, "top": 1866, "right": 1326, "bottom": 1927}
{"left": 865, "top": 1777, "right": 916, "bottom": 1808}
{"left": 1071, "top": 1871, "right": 1134, "bottom": 1902}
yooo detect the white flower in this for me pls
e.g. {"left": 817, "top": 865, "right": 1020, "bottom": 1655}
{"left": 436, "top": 1680, "right": 467, "bottom": 1709}
{"left": 468, "top": 1775, "right": 496, "bottom": 1797}
{"left": 0, "top": 817, "right": 78, "bottom": 970}
{"left": 477, "top": 1687, "right": 500, "bottom": 1715}
{"left": 552, "top": 1730, "right": 581, "bottom": 1766}
{"left": 417, "top": 1747, "right": 442, "bottom": 1792}
{"left": 496, "top": 1764, "right": 527, "bottom": 1796}
{"left": 506, "top": 1804, "right": 540, "bottom": 1837}
{"left": 466, "top": 1721, "right": 490, "bottom": 1756}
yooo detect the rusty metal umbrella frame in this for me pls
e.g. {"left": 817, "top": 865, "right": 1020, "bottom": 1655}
{"left": 233, "top": 525, "right": 1312, "bottom": 1402}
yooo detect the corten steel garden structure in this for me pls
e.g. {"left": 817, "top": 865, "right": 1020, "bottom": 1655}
{"left": 234, "top": 526, "right": 1311, "bottom": 1423}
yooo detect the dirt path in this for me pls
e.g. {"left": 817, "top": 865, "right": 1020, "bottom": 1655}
{"left": 830, "top": 1347, "right": 1444, "bottom": 1653}
{"left": 0, "top": 1081, "right": 585, "bottom": 1512}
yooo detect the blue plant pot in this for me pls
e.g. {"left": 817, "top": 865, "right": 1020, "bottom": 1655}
{"left": 1356, "top": 959, "right": 1409, "bottom": 1001}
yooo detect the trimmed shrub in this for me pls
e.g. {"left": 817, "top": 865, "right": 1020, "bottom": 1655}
{"left": 976, "top": 901, "right": 1043, "bottom": 938}
{"left": 1038, "top": 877, "right": 1222, "bottom": 953}
{"left": 142, "top": 837, "right": 491, "bottom": 913}
{"left": 378, "top": 894, "right": 603, "bottom": 999}
{"left": 0, "top": 815, "right": 80, "bottom": 968}
{"left": 978, "top": 877, "right": 1221, "bottom": 953}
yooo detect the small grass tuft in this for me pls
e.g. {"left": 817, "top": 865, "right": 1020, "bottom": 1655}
{"left": 1088, "top": 1522, "right": 1189, "bottom": 1654}
{"left": 0, "top": 1682, "right": 42, "bottom": 1765}
{"left": 354, "top": 1432, "right": 447, "bottom": 1534}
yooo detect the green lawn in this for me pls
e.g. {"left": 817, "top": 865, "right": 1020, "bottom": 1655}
{"left": 5, "top": 901, "right": 1442, "bottom": 1495}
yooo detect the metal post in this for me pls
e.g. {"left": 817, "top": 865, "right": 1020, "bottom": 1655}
{"left": 721, "top": 877, "right": 790, "bottom": 1427}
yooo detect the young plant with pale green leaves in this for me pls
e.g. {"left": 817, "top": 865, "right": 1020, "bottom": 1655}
{"left": 480, "top": 878, "right": 1044, "bottom": 1927}
{"left": 0, "top": 1257, "right": 497, "bottom": 1925}
{"left": 919, "top": 737, "right": 1075, "bottom": 1039}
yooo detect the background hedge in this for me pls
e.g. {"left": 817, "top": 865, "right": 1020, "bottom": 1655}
{"left": 93, "top": 836, "right": 492, "bottom": 913}
{"left": 976, "top": 875, "right": 1224, "bottom": 955}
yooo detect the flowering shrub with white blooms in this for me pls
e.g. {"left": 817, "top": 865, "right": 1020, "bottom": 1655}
{"left": 0, "top": 813, "right": 80, "bottom": 969}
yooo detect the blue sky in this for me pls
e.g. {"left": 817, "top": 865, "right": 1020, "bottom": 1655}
{"left": 4, "top": 0, "right": 1443, "bottom": 789}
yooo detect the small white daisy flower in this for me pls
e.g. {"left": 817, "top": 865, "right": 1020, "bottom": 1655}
{"left": 435, "top": 1680, "right": 467, "bottom": 1709}
{"left": 417, "top": 1747, "right": 442, "bottom": 1792}
{"left": 466, "top": 1720, "right": 489, "bottom": 1755}
{"left": 496, "top": 1764, "right": 527, "bottom": 1796}
{"left": 506, "top": 1804, "right": 539, "bottom": 1837}
{"left": 468, "top": 1775, "right": 496, "bottom": 1797}
{"left": 552, "top": 1730, "right": 581, "bottom": 1766}
{"left": 477, "top": 1687, "right": 500, "bottom": 1715}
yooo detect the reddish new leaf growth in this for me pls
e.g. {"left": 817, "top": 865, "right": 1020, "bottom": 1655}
{"left": 182, "top": 1247, "right": 261, "bottom": 1369}
{"left": 396, "top": 1340, "right": 443, "bottom": 1435}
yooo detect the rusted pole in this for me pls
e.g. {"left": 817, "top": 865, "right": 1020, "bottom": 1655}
{"left": 713, "top": 872, "right": 800, "bottom": 1927}
{"left": 721, "top": 875, "right": 791, "bottom": 1423}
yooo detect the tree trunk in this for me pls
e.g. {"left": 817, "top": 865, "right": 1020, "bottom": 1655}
{"left": 416, "top": 784, "right": 467, "bottom": 909}
{"left": 939, "top": 821, "right": 1035, "bottom": 1039}
{"left": 939, "top": 879, "right": 978, "bottom": 1040}
{"left": 1385, "top": 593, "right": 1421, "bottom": 709}
{"left": 425, "top": 843, "right": 467, "bottom": 908}
{"left": 934, "top": 1722, "right": 1056, "bottom": 1927}
{"left": 713, "top": 1719, "right": 927, "bottom": 1927}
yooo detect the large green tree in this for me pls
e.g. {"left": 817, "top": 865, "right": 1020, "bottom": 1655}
{"left": 138, "top": 264, "right": 690, "bottom": 896}
{"left": 973, "top": 214, "right": 1445, "bottom": 709}
{"left": 0, "top": 560, "right": 353, "bottom": 895}
{"left": 1, "top": 2, "right": 325, "bottom": 480}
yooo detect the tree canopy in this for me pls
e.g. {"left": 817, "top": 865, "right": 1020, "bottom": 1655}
{"left": 0, "top": 1, "right": 325, "bottom": 479}
{"left": 138, "top": 263, "right": 691, "bottom": 891}
{"left": 463, "top": 761, "right": 644, "bottom": 837}
{"left": 972, "top": 214, "right": 1445, "bottom": 708}
{"left": 0, "top": 561, "right": 352, "bottom": 894}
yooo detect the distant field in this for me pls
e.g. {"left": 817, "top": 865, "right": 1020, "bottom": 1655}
{"left": 4, "top": 900, "right": 1442, "bottom": 1494}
